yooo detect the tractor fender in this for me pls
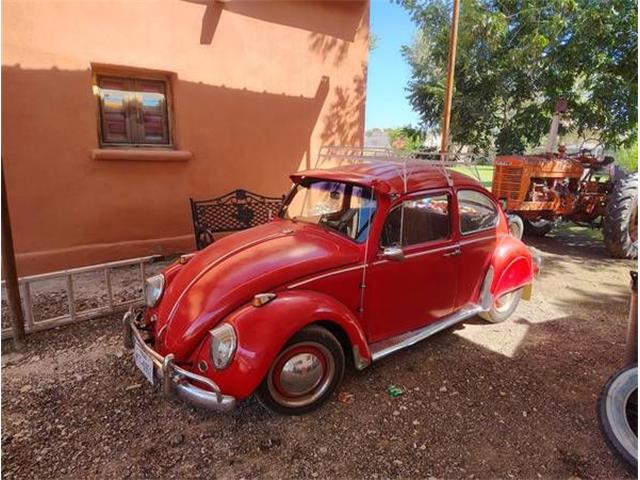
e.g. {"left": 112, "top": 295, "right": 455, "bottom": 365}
{"left": 489, "top": 234, "right": 536, "bottom": 299}
{"left": 189, "top": 290, "right": 370, "bottom": 400}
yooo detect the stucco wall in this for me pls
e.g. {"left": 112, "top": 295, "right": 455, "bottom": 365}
{"left": 2, "top": 0, "right": 369, "bottom": 275}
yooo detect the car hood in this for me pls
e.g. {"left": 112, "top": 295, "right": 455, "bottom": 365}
{"left": 154, "top": 220, "right": 362, "bottom": 359}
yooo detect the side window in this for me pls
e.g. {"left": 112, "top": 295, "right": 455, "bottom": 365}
{"left": 457, "top": 189, "right": 499, "bottom": 234}
{"left": 381, "top": 193, "right": 450, "bottom": 247}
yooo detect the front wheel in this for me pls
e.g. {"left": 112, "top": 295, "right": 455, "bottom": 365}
{"left": 256, "top": 325, "right": 345, "bottom": 415}
{"left": 598, "top": 364, "right": 638, "bottom": 473}
{"left": 507, "top": 215, "right": 524, "bottom": 240}
{"left": 479, "top": 288, "right": 523, "bottom": 323}
{"left": 523, "top": 218, "right": 554, "bottom": 237}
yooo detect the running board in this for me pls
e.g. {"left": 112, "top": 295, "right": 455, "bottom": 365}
{"left": 370, "top": 305, "right": 485, "bottom": 362}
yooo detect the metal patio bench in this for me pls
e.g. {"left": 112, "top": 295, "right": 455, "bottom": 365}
{"left": 190, "top": 189, "right": 285, "bottom": 250}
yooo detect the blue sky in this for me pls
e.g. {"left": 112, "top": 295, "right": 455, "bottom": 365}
{"left": 365, "top": 0, "right": 421, "bottom": 130}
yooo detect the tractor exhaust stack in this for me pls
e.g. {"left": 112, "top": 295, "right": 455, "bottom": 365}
{"left": 545, "top": 99, "right": 567, "bottom": 155}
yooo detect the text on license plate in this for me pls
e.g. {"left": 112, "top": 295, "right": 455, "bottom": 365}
{"left": 134, "top": 342, "right": 155, "bottom": 385}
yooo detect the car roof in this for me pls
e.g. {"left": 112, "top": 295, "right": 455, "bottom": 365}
{"left": 291, "top": 161, "right": 484, "bottom": 195}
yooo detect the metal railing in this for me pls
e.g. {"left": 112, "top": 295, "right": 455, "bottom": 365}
{"left": 1, "top": 255, "right": 161, "bottom": 339}
{"left": 315, "top": 145, "right": 488, "bottom": 188}
{"left": 315, "top": 145, "right": 481, "bottom": 168}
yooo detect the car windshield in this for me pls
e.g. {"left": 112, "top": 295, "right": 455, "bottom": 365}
{"left": 282, "top": 180, "right": 376, "bottom": 242}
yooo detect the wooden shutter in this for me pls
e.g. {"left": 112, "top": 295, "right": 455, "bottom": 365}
{"left": 133, "top": 79, "right": 170, "bottom": 145}
{"left": 97, "top": 75, "right": 171, "bottom": 146}
{"left": 98, "top": 76, "right": 134, "bottom": 144}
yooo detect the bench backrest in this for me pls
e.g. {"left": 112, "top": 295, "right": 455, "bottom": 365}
{"left": 190, "top": 189, "right": 285, "bottom": 250}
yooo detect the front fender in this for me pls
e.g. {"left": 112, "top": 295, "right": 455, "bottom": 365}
{"left": 490, "top": 235, "right": 536, "bottom": 298}
{"left": 190, "top": 290, "right": 370, "bottom": 400}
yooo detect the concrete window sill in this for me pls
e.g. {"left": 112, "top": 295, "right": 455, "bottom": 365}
{"left": 92, "top": 149, "right": 192, "bottom": 162}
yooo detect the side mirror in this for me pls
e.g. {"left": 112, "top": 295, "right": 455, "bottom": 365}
{"left": 381, "top": 246, "right": 405, "bottom": 261}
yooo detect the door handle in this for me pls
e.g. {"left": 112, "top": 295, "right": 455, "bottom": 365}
{"left": 443, "top": 248, "right": 461, "bottom": 257}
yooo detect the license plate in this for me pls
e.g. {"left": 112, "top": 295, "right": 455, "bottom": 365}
{"left": 522, "top": 283, "right": 533, "bottom": 301}
{"left": 134, "top": 341, "right": 155, "bottom": 385}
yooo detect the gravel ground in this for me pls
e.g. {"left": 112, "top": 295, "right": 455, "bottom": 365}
{"left": 1, "top": 230, "right": 635, "bottom": 480}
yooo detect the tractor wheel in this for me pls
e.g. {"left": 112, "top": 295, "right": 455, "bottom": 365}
{"left": 523, "top": 218, "right": 554, "bottom": 237}
{"left": 604, "top": 173, "right": 638, "bottom": 259}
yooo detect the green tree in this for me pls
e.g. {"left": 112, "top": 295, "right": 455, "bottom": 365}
{"left": 387, "top": 125, "right": 427, "bottom": 151}
{"left": 400, "top": 0, "right": 638, "bottom": 154}
{"left": 616, "top": 139, "right": 638, "bottom": 173}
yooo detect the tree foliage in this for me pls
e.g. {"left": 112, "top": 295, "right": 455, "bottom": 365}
{"left": 400, "top": 0, "right": 638, "bottom": 154}
{"left": 387, "top": 125, "right": 428, "bottom": 151}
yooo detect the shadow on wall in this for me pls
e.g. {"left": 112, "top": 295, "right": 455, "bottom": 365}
{"left": 1, "top": 64, "right": 330, "bottom": 261}
{"left": 189, "top": 0, "right": 367, "bottom": 45}
{"left": 319, "top": 63, "right": 367, "bottom": 152}
{"left": 175, "top": 74, "right": 331, "bottom": 189}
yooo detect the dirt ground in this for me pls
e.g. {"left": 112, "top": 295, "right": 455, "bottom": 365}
{"left": 1, "top": 230, "right": 636, "bottom": 480}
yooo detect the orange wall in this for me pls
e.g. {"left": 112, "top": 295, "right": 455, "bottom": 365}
{"left": 2, "top": 0, "right": 369, "bottom": 275}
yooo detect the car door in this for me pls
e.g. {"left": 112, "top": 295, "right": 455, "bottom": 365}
{"left": 365, "top": 190, "right": 459, "bottom": 343}
{"left": 454, "top": 188, "right": 499, "bottom": 307}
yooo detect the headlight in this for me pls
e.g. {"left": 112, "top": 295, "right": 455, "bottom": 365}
{"left": 209, "top": 324, "right": 237, "bottom": 370}
{"left": 144, "top": 274, "right": 165, "bottom": 307}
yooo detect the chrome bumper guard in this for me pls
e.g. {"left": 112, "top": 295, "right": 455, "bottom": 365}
{"left": 122, "top": 309, "right": 236, "bottom": 412}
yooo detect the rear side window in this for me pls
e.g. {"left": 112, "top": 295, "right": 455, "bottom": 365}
{"left": 457, "top": 189, "right": 498, "bottom": 234}
{"left": 381, "top": 193, "right": 450, "bottom": 247}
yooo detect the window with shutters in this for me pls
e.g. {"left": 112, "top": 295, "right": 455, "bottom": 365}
{"left": 95, "top": 74, "right": 172, "bottom": 147}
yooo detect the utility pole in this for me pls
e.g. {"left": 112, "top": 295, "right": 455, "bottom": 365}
{"left": 439, "top": 0, "right": 461, "bottom": 154}
{"left": 2, "top": 163, "right": 26, "bottom": 350}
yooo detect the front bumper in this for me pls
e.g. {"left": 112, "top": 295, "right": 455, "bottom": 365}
{"left": 122, "top": 309, "right": 236, "bottom": 412}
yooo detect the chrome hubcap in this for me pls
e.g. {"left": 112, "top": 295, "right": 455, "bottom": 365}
{"left": 279, "top": 353, "right": 324, "bottom": 396}
{"left": 267, "top": 342, "right": 335, "bottom": 408}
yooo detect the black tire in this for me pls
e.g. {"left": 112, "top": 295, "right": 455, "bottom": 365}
{"left": 256, "top": 325, "right": 345, "bottom": 415}
{"left": 604, "top": 173, "right": 638, "bottom": 259}
{"left": 507, "top": 215, "right": 524, "bottom": 240}
{"left": 479, "top": 288, "right": 523, "bottom": 323}
{"left": 523, "top": 218, "right": 554, "bottom": 237}
{"left": 597, "top": 364, "right": 638, "bottom": 474}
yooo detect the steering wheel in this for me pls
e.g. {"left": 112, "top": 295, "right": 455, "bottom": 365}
{"left": 320, "top": 209, "right": 357, "bottom": 235}
{"left": 579, "top": 138, "right": 605, "bottom": 161}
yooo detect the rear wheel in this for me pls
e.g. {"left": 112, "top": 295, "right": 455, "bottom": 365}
{"left": 598, "top": 364, "right": 638, "bottom": 473}
{"left": 604, "top": 173, "right": 638, "bottom": 259}
{"left": 479, "top": 288, "right": 523, "bottom": 323}
{"left": 256, "top": 325, "right": 345, "bottom": 415}
{"left": 523, "top": 218, "right": 554, "bottom": 237}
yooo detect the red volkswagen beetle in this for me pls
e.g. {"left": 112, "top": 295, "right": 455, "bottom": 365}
{"left": 124, "top": 159, "right": 539, "bottom": 415}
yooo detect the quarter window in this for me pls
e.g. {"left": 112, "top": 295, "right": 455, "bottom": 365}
{"left": 95, "top": 74, "right": 171, "bottom": 146}
{"left": 457, "top": 189, "right": 499, "bottom": 234}
{"left": 381, "top": 193, "right": 450, "bottom": 247}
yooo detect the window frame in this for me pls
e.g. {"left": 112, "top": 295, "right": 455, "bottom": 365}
{"left": 379, "top": 189, "right": 454, "bottom": 250}
{"left": 93, "top": 69, "right": 175, "bottom": 149}
{"left": 456, "top": 188, "right": 500, "bottom": 236}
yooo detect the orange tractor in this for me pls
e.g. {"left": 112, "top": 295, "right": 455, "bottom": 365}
{"left": 492, "top": 102, "right": 638, "bottom": 259}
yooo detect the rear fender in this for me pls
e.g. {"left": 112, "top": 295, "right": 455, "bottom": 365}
{"left": 489, "top": 235, "right": 536, "bottom": 299}
{"left": 190, "top": 290, "right": 370, "bottom": 400}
